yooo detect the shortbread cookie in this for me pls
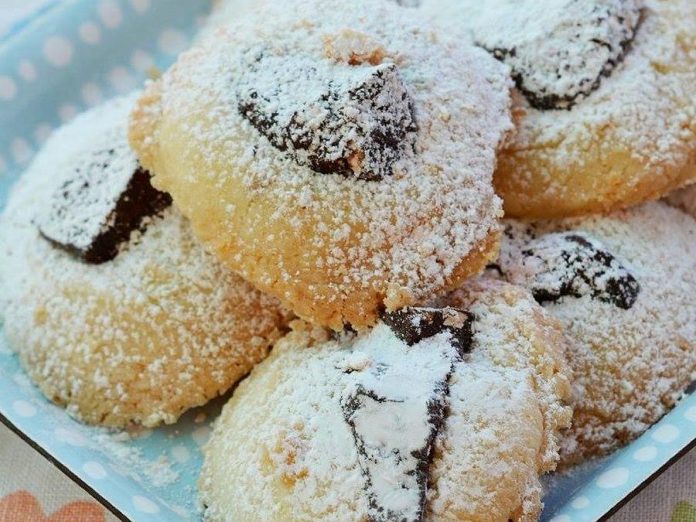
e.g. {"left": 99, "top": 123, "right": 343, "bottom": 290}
{"left": 422, "top": 0, "right": 696, "bottom": 217}
{"left": 130, "top": 0, "right": 513, "bottom": 330}
{"left": 493, "top": 202, "right": 696, "bottom": 465}
{"left": 0, "top": 95, "right": 290, "bottom": 428}
{"left": 199, "top": 279, "right": 572, "bottom": 521}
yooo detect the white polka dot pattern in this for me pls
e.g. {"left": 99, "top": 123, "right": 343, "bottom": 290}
{"left": 157, "top": 28, "right": 188, "bottom": 56}
{"left": 0, "top": 76, "right": 17, "bottom": 100}
{"left": 34, "top": 123, "right": 52, "bottom": 144}
{"left": 596, "top": 467, "right": 630, "bottom": 489}
{"left": 99, "top": 0, "right": 123, "bottom": 29}
{"left": 18, "top": 61, "right": 37, "bottom": 81}
{"left": 130, "top": 49, "right": 153, "bottom": 71}
{"left": 130, "top": 0, "right": 151, "bottom": 14}
{"left": 54, "top": 427, "right": 88, "bottom": 447}
{"left": 133, "top": 495, "right": 160, "bottom": 514}
{"left": 651, "top": 424, "right": 681, "bottom": 444}
{"left": 12, "top": 399, "right": 36, "bottom": 417}
{"left": 58, "top": 103, "right": 78, "bottom": 122}
{"left": 43, "top": 36, "right": 74, "bottom": 67}
{"left": 686, "top": 406, "right": 696, "bottom": 422}
{"left": 171, "top": 445, "right": 190, "bottom": 463}
{"left": 0, "top": 0, "right": 210, "bottom": 181}
{"left": 570, "top": 496, "right": 589, "bottom": 509}
{"left": 81, "top": 82, "right": 103, "bottom": 106}
{"left": 10, "top": 138, "right": 32, "bottom": 164}
{"left": 79, "top": 21, "right": 101, "bottom": 44}
{"left": 108, "top": 66, "right": 136, "bottom": 92}
{"left": 83, "top": 461, "right": 108, "bottom": 479}
{"left": 633, "top": 445, "right": 658, "bottom": 462}
{"left": 549, "top": 515, "right": 571, "bottom": 522}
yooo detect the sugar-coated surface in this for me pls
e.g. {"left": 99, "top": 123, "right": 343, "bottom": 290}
{"left": 35, "top": 129, "right": 140, "bottom": 252}
{"left": 199, "top": 279, "right": 572, "bottom": 521}
{"left": 130, "top": 0, "right": 514, "bottom": 329}
{"left": 0, "top": 94, "right": 291, "bottom": 427}
{"left": 422, "top": 0, "right": 696, "bottom": 217}
{"left": 496, "top": 202, "right": 696, "bottom": 465}
{"left": 425, "top": 0, "right": 642, "bottom": 110}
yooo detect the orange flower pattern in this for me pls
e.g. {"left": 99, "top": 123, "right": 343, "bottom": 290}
{"left": 0, "top": 490, "right": 106, "bottom": 522}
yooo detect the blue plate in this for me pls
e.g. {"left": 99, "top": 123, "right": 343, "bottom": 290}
{"left": 0, "top": 1, "right": 694, "bottom": 520}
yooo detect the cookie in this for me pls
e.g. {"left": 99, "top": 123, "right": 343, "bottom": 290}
{"left": 422, "top": 0, "right": 696, "bottom": 218}
{"left": 493, "top": 202, "right": 696, "bottom": 465}
{"left": 199, "top": 279, "right": 571, "bottom": 521}
{"left": 0, "top": 95, "right": 291, "bottom": 428}
{"left": 129, "top": 0, "right": 514, "bottom": 330}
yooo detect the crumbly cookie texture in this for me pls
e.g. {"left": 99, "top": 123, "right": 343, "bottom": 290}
{"left": 422, "top": 0, "right": 696, "bottom": 218}
{"left": 494, "top": 202, "right": 696, "bottom": 465}
{"left": 0, "top": 95, "right": 291, "bottom": 428}
{"left": 199, "top": 279, "right": 571, "bottom": 522}
{"left": 130, "top": 0, "right": 513, "bottom": 330}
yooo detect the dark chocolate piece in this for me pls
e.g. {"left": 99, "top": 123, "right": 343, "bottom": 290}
{"left": 382, "top": 306, "right": 474, "bottom": 356}
{"left": 236, "top": 51, "right": 417, "bottom": 180}
{"left": 37, "top": 146, "right": 171, "bottom": 264}
{"left": 686, "top": 379, "right": 696, "bottom": 396}
{"left": 340, "top": 336, "right": 461, "bottom": 521}
{"left": 477, "top": 1, "right": 642, "bottom": 110}
{"left": 485, "top": 262, "right": 504, "bottom": 277}
{"left": 520, "top": 232, "right": 640, "bottom": 309}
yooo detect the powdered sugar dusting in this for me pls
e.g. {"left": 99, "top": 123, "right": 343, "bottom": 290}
{"left": 0, "top": 94, "right": 290, "bottom": 427}
{"left": 340, "top": 328, "right": 457, "bottom": 521}
{"left": 92, "top": 430, "right": 179, "bottom": 487}
{"left": 494, "top": 202, "right": 696, "bottom": 464}
{"left": 35, "top": 130, "right": 139, "bottom": 251}
{"left": 511, "top": 232, "right": 640, "bottom": 310}
{"left": 422, "top": 0, "right": 696, "bottom": 196}
{"left": 132, "top": 0, "right": 514, "bottom": 327}
{"left": 236, "top": 48, "right": 417, "bottom": 181}
{"left": 436, "top": 0, "right": 643, "bottom": 110}
{"left": 199, "top": 280, "right": 571, "bottom": 521}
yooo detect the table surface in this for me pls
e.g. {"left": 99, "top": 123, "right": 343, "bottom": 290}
{"left": 1, "top": 422, "right": 695, "bottom": 522}
{"left": 0, "top": 3, "right": 694, "bottom": 522}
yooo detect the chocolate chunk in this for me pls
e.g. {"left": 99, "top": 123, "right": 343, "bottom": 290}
{"left": 340, "top": 331, "right": 460, "bottom": 522}
{"left": 519, "top": 232, "right": 640, "bottom": 309}
{"left": 686, "top": 380, "right": 696, "bottom": 395}
{"left": 37, "top": 145, "right": 171, "bottom": 264}
{"left": 475, "top": 0, "right": 642, "bottom": 110}
{"left": 485, "top": 262, "right": 504, "bottom": 277}
{"left": 236, "top": 50, "right": 417, "bottom": 180}
{"left": 382, "top": 307, "right": 474, "bottom": 356}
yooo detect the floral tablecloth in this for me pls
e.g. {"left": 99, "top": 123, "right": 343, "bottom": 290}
{"left": 0, "top": 423, "right": 116, "bottom": 521}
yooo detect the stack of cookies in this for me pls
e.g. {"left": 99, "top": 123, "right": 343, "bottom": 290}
{"left": 0, "top": 0, "right": 694, "bottom": 520}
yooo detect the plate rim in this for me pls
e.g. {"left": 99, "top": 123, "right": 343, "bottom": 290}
{"left": 4, "top": 404, "right": 696, "bottom": 522}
